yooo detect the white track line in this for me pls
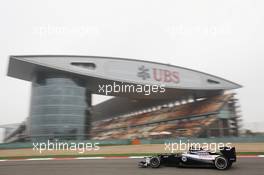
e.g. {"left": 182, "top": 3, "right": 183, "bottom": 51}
{"left": 76, "top": 157, "right": 105, "bottom": 160}
{"left": 129, "top": 156, "right": 145, "bottom": 159}
{"left": 26, "top": 158, "right": 54, "bottom": 161}
{"left": 237, "top": 155, "right": 259, "bottom": 158}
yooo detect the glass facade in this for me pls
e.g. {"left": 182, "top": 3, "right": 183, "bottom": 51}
{"left": 29, "top": 72, "right": 91, "bottom": 141}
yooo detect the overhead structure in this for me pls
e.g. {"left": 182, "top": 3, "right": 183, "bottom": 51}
{"left": 6, "top": 55, "right": 241, "bottom": 141}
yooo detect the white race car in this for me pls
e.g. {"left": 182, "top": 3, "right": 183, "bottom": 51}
{"left": 138, "top": 147, "right": 236, "bottom": 170}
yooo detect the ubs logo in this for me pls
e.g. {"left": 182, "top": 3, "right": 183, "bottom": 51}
{"left": 137, "top": 65, "right": 180, "bottom": 84}
{"left": 137, "top": 65, "right": 150, "bottom": 80}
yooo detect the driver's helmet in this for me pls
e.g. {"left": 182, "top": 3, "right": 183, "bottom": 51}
{"left": 189, "top": 146, "right": 204, "bottom": 152}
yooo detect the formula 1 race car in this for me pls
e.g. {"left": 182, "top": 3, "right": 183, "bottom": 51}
{"left": 138, "top": 147, "right": 236, "bottom": 170}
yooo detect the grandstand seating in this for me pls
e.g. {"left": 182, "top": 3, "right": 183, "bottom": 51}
{"left": 91, "top": 94, "right": 235, "bottom": 140}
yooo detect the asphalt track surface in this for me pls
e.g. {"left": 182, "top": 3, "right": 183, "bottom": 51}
{"left": 0, "top": 158, "right": 263, "bottom": 175}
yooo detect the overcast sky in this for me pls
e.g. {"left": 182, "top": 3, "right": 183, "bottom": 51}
{"left": 0, "top": 0, "right": 264, "bottom": 135}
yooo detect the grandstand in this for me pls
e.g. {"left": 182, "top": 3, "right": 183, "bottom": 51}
{"left": 91, "top": 93, "right": 241, "bottom": 140}
{"left": 3, "top": 122, "right": 27, "bottom": 143}
{"left": 0, "top": 123, "right": 26, "bottom": 143}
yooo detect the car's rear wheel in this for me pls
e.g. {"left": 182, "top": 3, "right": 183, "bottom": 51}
{"left": 214, "top": 156, "right": 228, "bottom": 170}
{"left": 149, "top": 157, "right": 160, "bottom": 168}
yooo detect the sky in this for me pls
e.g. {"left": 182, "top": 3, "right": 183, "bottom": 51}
{"left": 0, "top": 0, "right": 264, "bottom": 138}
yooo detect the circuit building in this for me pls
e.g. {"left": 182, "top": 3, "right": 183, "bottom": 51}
{"left": 4, "top": 55, "right": 242, "bottom": 142}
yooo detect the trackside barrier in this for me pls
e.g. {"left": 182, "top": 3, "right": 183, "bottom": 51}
{"left": 0, "top": 136, "right": 264, "bottom": 149}
{"left": 131, "top": 139, "right": 141, "bottom": 145}
{"left": 0, "top": 139, "right": 131, "bottom": 150}
{"left": 139, "top": 136, "right": 264, "bottom": 144}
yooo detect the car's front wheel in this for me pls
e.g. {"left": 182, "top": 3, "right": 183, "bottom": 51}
{"left": 149, "top": 157, "right": 160, "bottom": 168}
{"left": 214, "top": 156, "right": 228, "bottom": 170}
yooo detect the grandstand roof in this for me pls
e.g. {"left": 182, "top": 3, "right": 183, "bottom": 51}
{"left": 8, "top": 55, "right": 241, "bottom": 99}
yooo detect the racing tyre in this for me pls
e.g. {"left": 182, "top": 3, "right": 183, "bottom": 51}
{"left": 214, "top": 156, "right": 228, "bottom": 170}
{"left": 149, "top": 157, "right": 160, "bottom": 168}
